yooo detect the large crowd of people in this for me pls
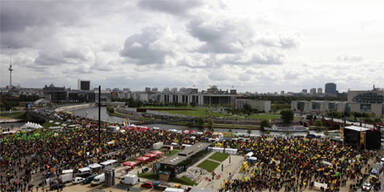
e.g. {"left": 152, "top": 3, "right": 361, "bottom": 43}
{"left": 220, "top": 137, "right": 381, "bottom": 192}
{"left": 0, "top": 110, "right": 204, "bottom": 191}
{"left": 0, "top": 109, "right": 382, "bottom": 192}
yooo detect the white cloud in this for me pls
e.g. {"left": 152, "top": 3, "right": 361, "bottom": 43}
{"left": 0, "top": 0, "right": 383, "bottom": 91}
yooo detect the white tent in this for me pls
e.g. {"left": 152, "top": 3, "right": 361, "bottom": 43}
{"left": 100, "top": 159, "right": 117, "bottom": 167}
{"left": 62, "top": 169, "right": 73, "bottom": 174}
{"left": 88, "top": 163, "right": 102, "bottom": 169}
{"left": 78, "top": 167, "right": 91, "bottom": 173}
{"left": 246, "top": 152, "right": 254, "bottom": 157}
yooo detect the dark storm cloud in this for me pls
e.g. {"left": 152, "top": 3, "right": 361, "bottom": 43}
{"left": 0, "top": 1, "right": 82, "bottom": 48}
{"left": 34, "top": 49, "right": 89, "bottom": 66}
{"left": 120, "top": 28, "right": 172, "bottom": 65}
{"left": 0, "top": 0, "right": 118, "bottom": 49}
{"left": 138, "top": 0, "right": 203, "bottom": 16}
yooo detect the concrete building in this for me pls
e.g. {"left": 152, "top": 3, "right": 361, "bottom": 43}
{"left": 291, "top": 88, "right": 384, "bottom": 117}
{"left": 78, "top": 80, "right": 90, "bottom": 91}
{"left": 95, "top": 90, "right": 112, "bottom": 104}
{"left": 348, "top": 88, "right": 384, "bottom": 117}
{"left": 310, "top": 88, "right": 317, "bottom": 95}
{"left": 325, "top": 83, "right": 337, "bottom": 97}
{"left": 291, "top": 100, "right": 347, "bottom": 114}
{"left": 317, "top": 88, "right": 323, "bottom": 95}
{"left": 302, "top": 89, "right": 308, "bottom": 94}
{"left": 43, "top": 84, "right": 67, "bottom": 103}
{"left": 236, "top": 99, "right": 271, "bottom": 112}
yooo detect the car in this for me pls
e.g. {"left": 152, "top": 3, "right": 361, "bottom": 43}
{"left": 72, "top": 177, "right": 85, "bottom": 184}
{"left": 361, "top": 182, "right": 372, "bottom": 191}
{"left": 50, "top": 183, "right": 65, "bottom": 190}
{"left": 141, "top": 182, "right": 153, "bottom": 188}
{"left": 82, "top": 174, "right": 97, "bottom": 184}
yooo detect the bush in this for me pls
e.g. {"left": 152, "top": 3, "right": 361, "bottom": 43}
{"left": 260, "top": 120, "right": 270, "bottom": 131}
{"left": 280, "top": 110, "right": 294, "bottom": 124}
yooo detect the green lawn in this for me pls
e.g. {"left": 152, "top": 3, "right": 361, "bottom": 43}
{"left": 170, "top": 176, "right": 196, "bottom": 186}
{"left": 138, "top": 172, "right": 158, "bottom": 180}
{"left": 138, "top": 172, "right": 196, "bottom": 186}
{"left": 246, "top": 113, "right": 280, "bottom": 120}
{"left": 165, "top": 107, "right": 208, "bottom": 118}
{"left": 0, "top": 112, "right": 26, "bottom": 119}
{"left": 209, "top": 152, "right": 229, "bottom": 162}
{"left": 197, "top": 160, "right": 220, "bottom": 172}
{"left": 165, "top": 150, "right": 179, "bottom": 156}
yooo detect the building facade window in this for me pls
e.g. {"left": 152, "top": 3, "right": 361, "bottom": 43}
{"left": 352, "top": 93, "right": 384, "bottom": 104}
{"left": 328, "top": 103, "right": 336, "bottom": 111}
{"left": 360, "top": 104, "right": 371, "bottom": 112}
{"left": 312, "top": 102, "right": 321, "bottom": 110}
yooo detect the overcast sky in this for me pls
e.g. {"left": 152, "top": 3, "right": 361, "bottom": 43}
{"left": 1, "top": 0, "right": 383, "bottom": 92}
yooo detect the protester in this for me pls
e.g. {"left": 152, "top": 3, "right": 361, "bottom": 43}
{"left": 0, "top": 110, "right": 203, "bottom": 191}
{"left": 220, "top": 136, "right": 379, "bottom": 192}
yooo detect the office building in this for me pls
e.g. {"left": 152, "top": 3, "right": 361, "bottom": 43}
{"left": 235, "top": 99, "right": 271, "bottom": 112}
{"left": 325, "top": 83, "right": 337, "bottom": 97}
{"left": 348, "top": 88, "right": 384, "bottom": 117}
{"left": 291, "top": 87, "right": 384, "bottom": 118}
{"left": 317, "top": 88, "right": 323, "bottom": 95}
{"left": 78, "top": 80, "right": 90, "bottom": 91}
{"left": 310, "top": 88, "right": 317, "bottom": 95}
{"left": 43, "top": 84, "right": 67, "bottom": 103}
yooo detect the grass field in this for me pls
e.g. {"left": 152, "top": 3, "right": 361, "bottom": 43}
{"left": 165, "top": 150, "right": 179, "bottom": 156}
{"left": 246, "top": 113, "right": 280, "bottom": 120}
{"left": 209, "top": 152, "right": 229, "bottom": 162}
{"left": 170, "top": 176, "right": 196, "bottom": 186}
{"left": 158, "top": 106, "right": 282, "bottom": 121}
{"left": 197, "top": 159, "right": 220, "bottom": 172}
{"left": 0, "top": 112, "right": 26, "bottom": 119}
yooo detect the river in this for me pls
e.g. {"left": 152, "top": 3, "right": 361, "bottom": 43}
{"left": 69, "top": 107, "right": 328, "bottom": 137}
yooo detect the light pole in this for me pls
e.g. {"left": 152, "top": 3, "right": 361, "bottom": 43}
{"left": 98, "top": 86, "right": 101, "bottom": 148}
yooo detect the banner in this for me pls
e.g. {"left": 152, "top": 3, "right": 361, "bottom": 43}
{"left": 360, "top": 131, "right": 365, "bottom": 146}
{"left": 340, "top": 127, "right": 344, "bottom": 140}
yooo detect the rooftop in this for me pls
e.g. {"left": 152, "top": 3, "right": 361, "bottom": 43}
{"left": 160, "top": 142, "right": 210, "bottom": 166}
{"left": 345, "top": 125, "right": 370, "bottom": 132}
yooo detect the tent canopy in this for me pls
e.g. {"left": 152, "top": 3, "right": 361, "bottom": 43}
{"left": 152, "top": 151, "right": 163, "bottom": 156}
{"left": 122, "top": 161, "right": 138, "bottom": 167}
{"left": 88, "top": 163, "right": 102, "bottom": 169}
{"left": 78, "top": 167, "right": 91, "bottom": 173}
{"left": 136, "top": 156, "right": 150, "bottom": 162}
{"left": 144, "top": 153, "right": 157, "bottom": 158}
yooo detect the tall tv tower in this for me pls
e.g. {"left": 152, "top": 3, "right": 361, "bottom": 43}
{"left": 9, "top": 56, "right": 13, "bottom": 89}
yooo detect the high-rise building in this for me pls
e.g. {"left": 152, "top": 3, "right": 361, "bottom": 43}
{"left": 317, "top": 88, "right": 323, "bottom": 94}
{"left": 145, "top": 87, "right": 151, "bottom": 92}
{"left": 310, "top": 88, "right": 317, "bottom": 95}
{"left": 78, "top": 80, "right": 90, "bottom": 91}
{"left": 325, "top": 83, "right": 337, "bottom": 96}
{"left": 302, "top": 89, "right": 308, "bottom": 94}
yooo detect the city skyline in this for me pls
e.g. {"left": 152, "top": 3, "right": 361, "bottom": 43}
{"left": 1, "top": 0, "right": 384, "bottom": 92}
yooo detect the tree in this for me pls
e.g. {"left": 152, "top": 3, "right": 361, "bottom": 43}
{"left": 280, "top": 110, "right": 294, "bottom": 124}
{"left": 260, "top": 120, "right": 270, "bottom": 131}
{"left": 208, "top": 118, "right": 214, "bottom": 132}
{"left": 196, "top": 118, "right": 204, "bottom": 129}
{"left": 314, "top": 119, "right": 322, "bottom": 127}
{"left": 242, "top": 103, "right": 252, "bottom": 115}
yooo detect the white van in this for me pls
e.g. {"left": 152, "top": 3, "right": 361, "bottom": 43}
{"left": 91, "top": 173, "right": 105, "bottom": 186}
{"left": 120, "top": 174, "right": 138, "bottom": 185}
{"left": 59, "top": 169, "right": 73, "bottom": 183}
